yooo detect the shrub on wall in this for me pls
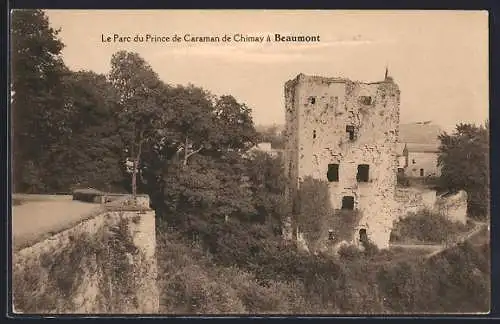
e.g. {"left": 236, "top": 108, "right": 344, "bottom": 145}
{"left": 295, "top": 177, "right": 332, "bottom": 242}
{"left": 390, "top": 209, "right": 470, "bottom": 244}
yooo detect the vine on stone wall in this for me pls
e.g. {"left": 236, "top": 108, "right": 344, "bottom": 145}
{"left": 295, "top": 177, "right": 332, "bottom": 243}
{"left": 294, "top": 176, "right": 365, "bottom": 250}
{"left": 98, "top": 214, "right": 141, "bottom": 313}
{"left": 13, "top": 213, "right": 143, "bottom": 314}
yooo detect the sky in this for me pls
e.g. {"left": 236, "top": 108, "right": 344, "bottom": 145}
{"left": 44, "top": 10, "right": 489, "bottom": 132}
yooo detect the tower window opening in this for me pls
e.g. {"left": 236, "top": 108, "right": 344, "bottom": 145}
{"left": 308, "top": 96, "right": 316, "bottom": 104}
{"left": 420, "top": 168, "right": 424, "bottom": 177}
{"left": 357, "top": 164, "right": 370, "bottom": 182}
{"left": 359, "top": 96, "right": 372, "bottom": 105}
{"left": 327, "top": 164, "right": 339, "bottom": 182}
{"left": 342, "top": 196, "right": 355, "bottom": 210}
{"left": 346, "top": 125, "right": 356, "bottom": 141}
{"left": 313, "top": 130, "right": 317, "bottom": 139}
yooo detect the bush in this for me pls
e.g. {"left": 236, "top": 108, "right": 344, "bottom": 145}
{"left": 295, "top": 177, "right": 333, "bottom": 242}
{"left": 156, "top": 220, "right": 489, "bottom": 314}
{"left": 157, "top": 227, "right": 319, "bottom": 314}
{"left": 397, "top": 173, "right": 410, "bottom": 187}
{"left": 375, "top": 241, "right": 490, "bottom": 314}
{"left": 338, "top": 244, "right": 363, "bottom": 261}
{"left": 157, "top": 200, "right": 489, "bottom": 314}
{"left": 362, "top": 241, "right": 380, "bottom": 257}
{"left": 390, "top": 209, "right": 469, "bottom": 244}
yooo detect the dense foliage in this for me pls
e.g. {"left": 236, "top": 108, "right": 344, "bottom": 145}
{"left": 157, "top": 223, "right": 489, "bottom": 314}
{"left": 438, "top": 123, "right": 489, "bottom": 218}
{"left": 12, "top": 9, "right": 68, "bottom": 193}
{"left": 390, "top": 209, "right": 471, "bottom": 244}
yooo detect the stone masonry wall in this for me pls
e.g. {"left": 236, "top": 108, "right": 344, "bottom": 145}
{"left": 395, "top": 187, "right": 437, "bottom": 217}
{"left": 12, "top": 197, "right": 158, "bottom": 314}
{"left": 435, "top": 190, "right": 468, "bottom": 224}
{"left": 285, "top": 74, "right": 400, "bottom": 249}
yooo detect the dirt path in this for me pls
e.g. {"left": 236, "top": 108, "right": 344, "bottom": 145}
{"left": 387, "top": 220, "right": 488, "bottom": 262}
{"left": 389, "top": 243, "right": 442, "bottom": 251}
{"left": 12, "top": 200, "right": 101, "bottom": 251}
{"left": 424, "top": 220, "right": 488, "bottom": 260}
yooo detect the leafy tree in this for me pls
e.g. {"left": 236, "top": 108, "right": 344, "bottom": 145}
{"left": 244, "top": 151, "right": 287, "bottom": 227}
{"left": 42, "top": 71, "right": 124, "bottom": 192}
{"left": 109, "top": 51, "right": 168, "bottom": 198}
{"left": 11, "top": 9, "right": 68, "bottom": 192}
{"left": 136, "top": 86, "right": 258, "bottom": 222}
{"left": 163, "top": 85, "right": 217, "bottom": 166}
{"left": 212, "top": 95, "right": 257, "bottom": 152}
{"left": 438, "top": 122, "right": 489, "bottom": 218}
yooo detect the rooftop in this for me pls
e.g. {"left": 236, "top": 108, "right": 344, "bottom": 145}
{"left": 405, "top": 143, "right": 440, "bottom": 153}
{"left": 399, "top": 122, "right": 443, "bottom": 145}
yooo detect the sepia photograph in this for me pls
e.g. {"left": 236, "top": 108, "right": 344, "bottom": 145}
{"left": 10, "top": 9, "right": 490, "bottom": 315}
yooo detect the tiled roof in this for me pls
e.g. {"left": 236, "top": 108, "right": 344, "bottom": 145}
{"left": 399, "top": 122, "right": 443, "bottom": 145}
{"left": 405, "top": 143, "right": 440, "bottom": 153}
{"left": 398, "top": 122, "right": 442, "bottom": 153}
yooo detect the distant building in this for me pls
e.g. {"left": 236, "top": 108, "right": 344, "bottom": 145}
{"left": 246, "top": 142, "right": 284, "bottom": 159}
{"left": 396, "top": 143, "right": 407, "bottom": 170}
{"left": 397, "top": 121, "right": 443, "bottom": 177}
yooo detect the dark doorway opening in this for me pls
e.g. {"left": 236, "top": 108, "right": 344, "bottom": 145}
{"left": 341, "top": 196, "right": 354, "bottom": 210}
{"left": 420, "top": 168, "right": 424, "bottom": 177}
{"left": 359, "top": 228, "right": 368, "bottom": 244}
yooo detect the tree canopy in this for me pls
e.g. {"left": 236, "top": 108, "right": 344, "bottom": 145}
{"left": 438, "top": 122, "right": 489, "bottom": 218}
{"left": 11, "top": 9, "right": 68, "bottom": 192}
{"left": 11, "top": 10, "right": 268, "bottom": 232}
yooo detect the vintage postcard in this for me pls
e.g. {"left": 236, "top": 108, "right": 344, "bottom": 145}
{"left": 10, "top": 9, "right": 490, "bottom": 315}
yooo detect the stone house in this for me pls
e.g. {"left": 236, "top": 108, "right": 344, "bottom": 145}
{"left": 397, "top": 121, "right": 443, "bottom": 177}
{"left": 246, "top": 142, "right": 284, "bottom": 160}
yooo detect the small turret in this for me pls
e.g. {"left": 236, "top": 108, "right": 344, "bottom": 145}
{"left": 384, "top": 66, "right": 394, "bottom": 82}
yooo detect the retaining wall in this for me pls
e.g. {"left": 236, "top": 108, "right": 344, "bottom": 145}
{"left": 12, "top": 195, "right": 158, "bottom": 314}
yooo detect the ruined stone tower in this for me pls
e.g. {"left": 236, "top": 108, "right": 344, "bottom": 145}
{"left": 284, "top": 73, "right": 401, "bottom": 249}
